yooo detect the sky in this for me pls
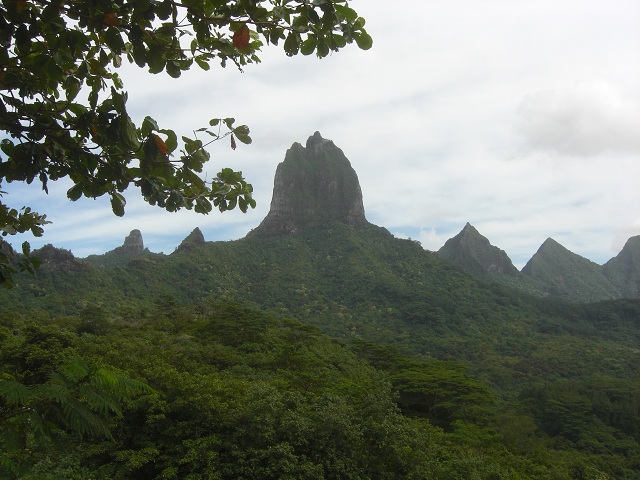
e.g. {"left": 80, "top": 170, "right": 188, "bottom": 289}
{"left": 3, "top": 0, "right": 640, "bottom": 269}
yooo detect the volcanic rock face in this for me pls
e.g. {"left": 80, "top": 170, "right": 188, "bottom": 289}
{"left": 248, "top": 132, "right": 368, "bottom": 237}
{"left": 437, "top": 223, "right": 519, "bottom": 276}
{"left": 33, "top": 244, "right": 89, "bottom": 272}
{"left": 110, "top": 229, "right": 144, "bottom": 256}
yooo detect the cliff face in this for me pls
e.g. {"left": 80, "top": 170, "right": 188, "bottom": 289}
{"left": 33, "top": 244, "right": 89, "bottom": 272}
{"left": 109, "top": 229, "right": 144, "bottom": 256}
{"left": 248, "top": 132, "right": 368, "bottom": 237}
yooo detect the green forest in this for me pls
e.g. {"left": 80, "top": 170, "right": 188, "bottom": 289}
{"left": 1, "top": 223, "right": 639, "bottom": 479}
{"left": 2, "top": 0, "right": 638, "bottom": 477}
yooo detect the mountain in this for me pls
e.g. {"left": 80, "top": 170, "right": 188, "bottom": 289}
{"left": 437, "top": 222, "right": 519, "bottom": 276}
{"left": 85, "top": 229, "right": 156, "bottom": 268}
{"left": 32, "top": 244, "right": 90, "bottom": 273}
{"left": 520, "top": 237, "right": 620, "bottom": 302}
{"left": 5, "top": 132, "right": 639, "bottom": 308}
{"left": 603, "top": 235, "right": 640, "bottom": 298}
{"left": 1, "top": 133, "right": 639, "bottom": 477}
{"left": 437, "top": 222, "right": 640, "bottom": 302}
{"left": 110, "top": 228, "right": 145, "bottom": 256}
{"left": 248, "top": 131, "right": 369, "bottom": 237}
{"left": 176, "top": 227, "right": 206, "bottom": 253}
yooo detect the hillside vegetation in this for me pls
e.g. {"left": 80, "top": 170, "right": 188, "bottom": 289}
{"left": 1, "top": 222, "right": 639, "bottom": 478}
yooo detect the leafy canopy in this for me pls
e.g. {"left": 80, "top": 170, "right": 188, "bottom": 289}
{"left": 0, "top": 0, "right": 371, "bottom": 285}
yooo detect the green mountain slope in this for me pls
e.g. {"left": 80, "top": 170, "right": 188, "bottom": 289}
{"left": 604, "top": 235, "right": 640, "bottom": 298}
{"left": 437, "top": 222, "right": 519, "bottom": 276}
{"left": 3, "top": 223, "right": 638, "bottom": 390}
{"left": 521, "top": 238, "right": 621, "bottom": 302}
{"left": 1, "top": 132, "right": 639, "bottom": 478}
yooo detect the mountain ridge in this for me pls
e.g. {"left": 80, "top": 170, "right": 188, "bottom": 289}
{"left": 7, "top": 132, "right": 640, "bottom": 303}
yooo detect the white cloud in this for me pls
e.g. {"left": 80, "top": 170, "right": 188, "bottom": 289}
{"left": 516, "top": 79, "right": 640, "bottom": 156}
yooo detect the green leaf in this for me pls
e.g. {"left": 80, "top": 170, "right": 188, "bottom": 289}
{"left": 120, "top": 115, "right": 140, "bottom": 150}
{"left": 194, "top": 196, "right": 212, "bottom": 214}
{"left": 300, "top": 37, "right": 317, "bottom": 56}
{"left": 195, "top": 56, "right": 210, "bottom": 71}
{"left": 335, "top": 5, "right": 359, "bottom": 22}
{"left": 166, "top": 61, "right": 182, "bottom": 78}
{"left": 67, "top": 183, "right": 83, "bottom": 201}
{"left": 284, "top": 32, "right": 300, "bottom": 56}
{"left": 64, "top": 77, "right": 81, "bottom": 102}
{"left": 353, "top": 17, "right": 366, "bottom": 30}
{"left": 105, "top": 28, "right": 125, "bottom": 53}
{"left": 141, "top": 116, "right": 159, "bottom": 137}
{"left": 355, "top": 30, "right": 373, "bottom": 50}
{"left": 307, "top": 8, "right": 320, "bottom": 25}
{"left": 159, "top": 129, "right": 178, "bottom": 153}
{"left": 147, "top": 46, "right": 165, "bottom": 74}
{"left": 110, "top": 193, "right": 126, "bottom": 217}
{"left": 0, "top": 139, "right": 14, "bottom": 156}
{"left": 131, "top": 40, "right": 146, "bottom": 67}
{"left": 233, "top": 125, "right": 252, "bottom": 145}
{"left": 316, "top": 41, "right": 330, "bottom": 58}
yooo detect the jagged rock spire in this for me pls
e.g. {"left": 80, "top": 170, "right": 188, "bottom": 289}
{"left": 248, "top": 132, "right": 368, "bottom": 237}
{"left": 108, "top": 229, "right": 144, "bottom": 256}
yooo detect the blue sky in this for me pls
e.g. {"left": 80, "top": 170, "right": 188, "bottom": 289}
{"left": 3, "top": 0, "right": 640, "bottom": 269}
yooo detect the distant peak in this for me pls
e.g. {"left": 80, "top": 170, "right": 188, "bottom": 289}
{"left": 437, "top": 223, "right": 518, "bottom": 276}
{"left": 33, "top": 244, "right": 89, "bottom": 272}
{"left": 623, "top": 235, "right": 640, "bottom": 248}
{"left": 107, "top": 229, "right": 144, "bottom": 256}
{"left": 248, "top": 133, "right": 368, "bottom": 237}
{"left": 461, "top": 222, "right": 479, "bottom": 235}
{"left": 122, "top": 229, "right": 144, "bottom": 254}
{"left": 175, "top": 227, "right": 205, "bottom": 253}
{"left": 305, "top": 131, "right": 332, "bottom": 151}
{"left": 539, "top": 237, "right": 565, "bottom": 251}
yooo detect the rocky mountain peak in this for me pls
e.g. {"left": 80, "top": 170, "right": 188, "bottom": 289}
{"left": 603, "top": 235, "right": 640, "bottom": 297}
{"left": 437, "top": 223, "right": 518, "bottom": 276}
{"left": 176, "top": 227, "right": 206, "bottom": 253}
{"left": 522, "top": 238, "right": 580, "bottom": 276}
{"left": 521, "top": 237, "right": 619, "bottom": 301}
{"left": 33, "top": 244, "right": 89, "bottom": 272}
{"left": 248, "top": 132, "right": 368, "bottom": 237}
{"left": 109, "top": 229, "right": 144, "bottom": 256}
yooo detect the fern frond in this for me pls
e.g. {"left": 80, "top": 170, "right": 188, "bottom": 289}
{"left": 0, "top": 428, "right": 26, "bottom": 451}
{"left": 28, "top": 410, "right": 58, "bottom": 444}
{"left": 91, "top": 367, "right": 119, "bottom": 391}
{"left": 0, "top": 379, "right": 31, "bottom": 407}
{"left": 63, "top": 401, "right": 111, "bottom": 438}
{"left": 57, "top": 358, "right": 90, "bottom": 383}
{"left": 77, "top": 385, "right": 122, "bottom": 418}
{"left": 34, "top": 382, "right": 70, "bottom": 406}
{"left": 0, "top": 453, "right": 19, "bottom": 477}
